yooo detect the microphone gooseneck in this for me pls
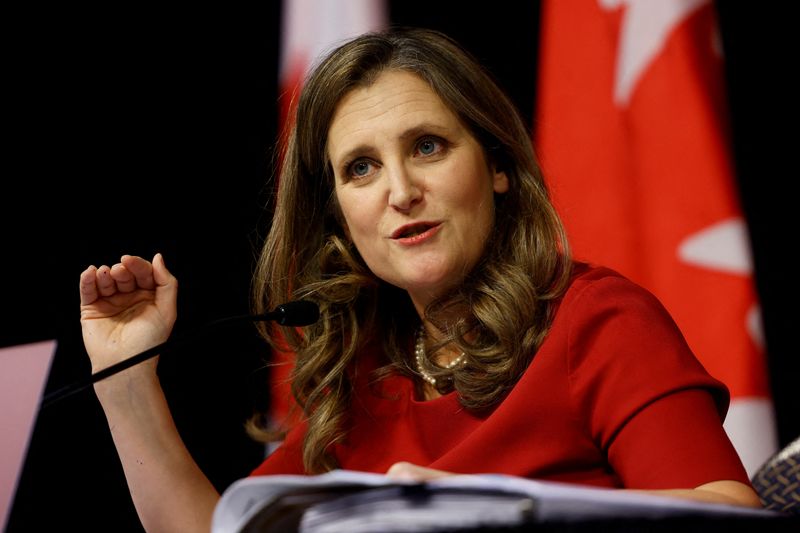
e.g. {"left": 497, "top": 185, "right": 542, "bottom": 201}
{"left": 41, "top": 300, "right": 320, "bottom": 409}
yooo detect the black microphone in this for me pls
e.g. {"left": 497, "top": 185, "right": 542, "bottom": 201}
{"left": 41, "top": 300, "right": 319, "bottom": 408}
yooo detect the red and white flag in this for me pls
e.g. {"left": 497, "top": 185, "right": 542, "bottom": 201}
{"left": 271, "top": 0, "right": 387, "bottom": 425}
{"left": 535, "top": 0, "right": 776, "bottom": 476}
{"left": 279, "top": 0, "right": 388, "bottom": 135}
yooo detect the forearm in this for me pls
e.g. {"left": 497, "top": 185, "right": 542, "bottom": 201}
{"left": 636, "top": 480, "right": 762, "bottom": 508}
{"left": 95, "top": 371, "right": 219, "bottom": 533}
{"left": 387, "top": 463, "right": 762, "bottom": 509}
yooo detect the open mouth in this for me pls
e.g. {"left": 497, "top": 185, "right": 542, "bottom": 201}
{"left": 393, "top": 222, "right": 439, "bottom": 239}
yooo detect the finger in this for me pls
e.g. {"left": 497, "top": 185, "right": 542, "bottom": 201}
{"left": 121, "top": 255, "right": 156, "bottom": 290}
{"left": 95, "top": 265, "right": 117, "bottom": 297}
{"left": 79, "top": 265, "right": 99, "bottom": 305}
{"left": 385, "top": 462, "right": 450, "bottom": 481}
{"left": 110, "top": 262, "right": 136, "bottom": 293}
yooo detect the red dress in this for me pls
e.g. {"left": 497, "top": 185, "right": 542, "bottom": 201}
{"left": 251, "top": 264, "right": 751, "bottom": 489}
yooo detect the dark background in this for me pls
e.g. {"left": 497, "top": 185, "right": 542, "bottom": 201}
{"left": 3, "top": 2, "right": 794, "bottom": 531}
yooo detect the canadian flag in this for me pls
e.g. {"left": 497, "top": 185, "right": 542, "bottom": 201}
{"left": 535, "top": 0, "right": 776, "bottom": 477}
{"left": 279, "top": 0, "right": 388, "bottom": 135}
{"left": 271, "top": 0, "right": 387, "bottom": 425}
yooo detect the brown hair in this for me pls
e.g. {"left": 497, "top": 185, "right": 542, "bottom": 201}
{"left": 251, "top": 27, "right": 571, "bottom": 473}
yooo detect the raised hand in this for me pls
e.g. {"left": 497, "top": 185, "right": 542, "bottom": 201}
{"left": 79, "top": 253, "right": 178, "bottom": 375}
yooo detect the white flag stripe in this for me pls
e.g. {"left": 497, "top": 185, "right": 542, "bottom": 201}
{"left": 280, "top": 0, "right": 387, "bottom": 82}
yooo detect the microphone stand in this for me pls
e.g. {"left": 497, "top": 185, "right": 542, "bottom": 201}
{"left": 41, "top": 301, "right": 318, "bottom": 409}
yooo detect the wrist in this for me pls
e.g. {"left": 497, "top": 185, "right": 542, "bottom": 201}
{"left": 93, "top": 363, "right": 161, "bottom": 406}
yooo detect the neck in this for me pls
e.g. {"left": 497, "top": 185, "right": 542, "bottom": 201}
{"left": 414, "top": 324, "right": 467, "bottom": 390}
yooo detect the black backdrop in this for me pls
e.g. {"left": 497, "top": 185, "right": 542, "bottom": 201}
{"left": 3, "top": 2, "right": 794, "bottom": 531}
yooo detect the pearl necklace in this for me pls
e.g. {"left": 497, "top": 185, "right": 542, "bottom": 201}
{"left": 414, "top": 326, "right": 467, "bottom": 386}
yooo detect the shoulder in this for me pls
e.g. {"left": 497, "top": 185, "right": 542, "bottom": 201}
{"left": 557, "top": 262, "right": 672, "bottom": 326}
{"left": 550, "top": 262, "right": 730, "bottom": 421}
{"left": 565, "top": 262, "right": 656, "bottom": 297}
{"left": 555, "top": 261, "right": 693, "bottom": 359}
{"left": 551, "top": 262, "right": 725, "bottom": 395}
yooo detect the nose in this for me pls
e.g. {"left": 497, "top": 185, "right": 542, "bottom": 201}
{"left": 386, "top": 162, "right": 422, "bottom": 211}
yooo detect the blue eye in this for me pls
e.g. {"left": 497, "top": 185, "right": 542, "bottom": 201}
{"left": 345, "top": 159, "right": 377, "bottom": 181}
{"left": 352, "top": 160, "right": 370, "bottom": 176}
{"left": 416, "top": 137, "right": 447, "bottom": 158}
{"left": 418, "top": 139, "right": 437, "bottom": 155}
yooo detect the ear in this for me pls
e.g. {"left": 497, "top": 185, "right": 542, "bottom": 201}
{"left": 492, "top": 167, "right": 509, "bottom": 194}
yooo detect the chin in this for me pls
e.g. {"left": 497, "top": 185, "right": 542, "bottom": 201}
{"left": 395, "top": 272, "right": 464, "bottom": 300}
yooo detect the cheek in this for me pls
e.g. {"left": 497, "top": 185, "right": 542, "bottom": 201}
{"left": 336, "top": 191, "right": 377, "bottom": 244}
{"left": 451, "top": 171, "right": 497, "bottom": 218}
{"left": 452, "top": 173, "right": 497, "bottom": 247}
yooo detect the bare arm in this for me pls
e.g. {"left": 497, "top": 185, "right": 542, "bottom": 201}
{"left": 80, "top": 254, "right": 219, "bottom": 532}
{"left": 385, "top": 463, "right": 762, "bottom": 508}
{"left": 648, "top": 480, "right": 761, "bottom": 507}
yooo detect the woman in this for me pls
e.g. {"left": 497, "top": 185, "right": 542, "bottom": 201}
{"left": 78, "top": 28, "right": 760, "bottom": 532}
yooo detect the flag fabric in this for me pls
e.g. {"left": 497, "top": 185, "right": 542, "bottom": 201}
{"left": 535, "top": 0, "right": 776, "bottom": 477}
{"left": 271, "top": 0, "right": 387, "bottom": 427}
{"left": 278, "top": 0, "right": 388, "bottom": 136}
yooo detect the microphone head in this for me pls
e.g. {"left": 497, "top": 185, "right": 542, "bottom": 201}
{"left": 274, "top": 300, "right": 320, "bottom": 326}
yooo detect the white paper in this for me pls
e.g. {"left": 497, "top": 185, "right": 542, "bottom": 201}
{"left": 212, "top": 469, "right": 778, "bottom": 533}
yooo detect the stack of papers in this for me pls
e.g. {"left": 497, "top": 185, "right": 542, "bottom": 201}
{"left": 212, "top": 469, "right": 780, "bottom": 532}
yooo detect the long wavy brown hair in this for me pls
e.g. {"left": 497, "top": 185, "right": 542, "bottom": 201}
{"left": 250, "top": 27, "right": 571, "bottom": 473}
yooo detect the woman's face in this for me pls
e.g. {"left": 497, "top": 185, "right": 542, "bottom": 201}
{"left": 327, "top": 70, "right": 508, "bottom": 313}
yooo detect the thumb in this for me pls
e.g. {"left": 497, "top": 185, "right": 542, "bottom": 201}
{"left": 151, "top": 253, "right": 178, "bottom": 329}
{"left": 152, "top": 253, "right": 178, "bottom": 303}
{"left": 152, "top": 253, "right": 174, "bottom": 286}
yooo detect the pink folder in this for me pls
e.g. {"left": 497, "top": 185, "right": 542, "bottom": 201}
{"left": 0, "top": 340, "right": 55, "bottom": 531}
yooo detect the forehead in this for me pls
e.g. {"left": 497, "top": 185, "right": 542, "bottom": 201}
{"left": 327, "top": 70, "right": 461, "bottom": 156}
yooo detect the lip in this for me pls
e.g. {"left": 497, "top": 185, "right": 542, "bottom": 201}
{"left": 390, "top": 221, "right": 443, "bottom": 245}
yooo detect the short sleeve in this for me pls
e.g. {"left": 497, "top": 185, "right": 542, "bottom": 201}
{"left": 565, "top": 274, "right": 750, "bottom": 488}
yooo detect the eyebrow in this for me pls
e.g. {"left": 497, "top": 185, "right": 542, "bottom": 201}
{"left": 333, "top": 122, "right": 453, "bottom": 167}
